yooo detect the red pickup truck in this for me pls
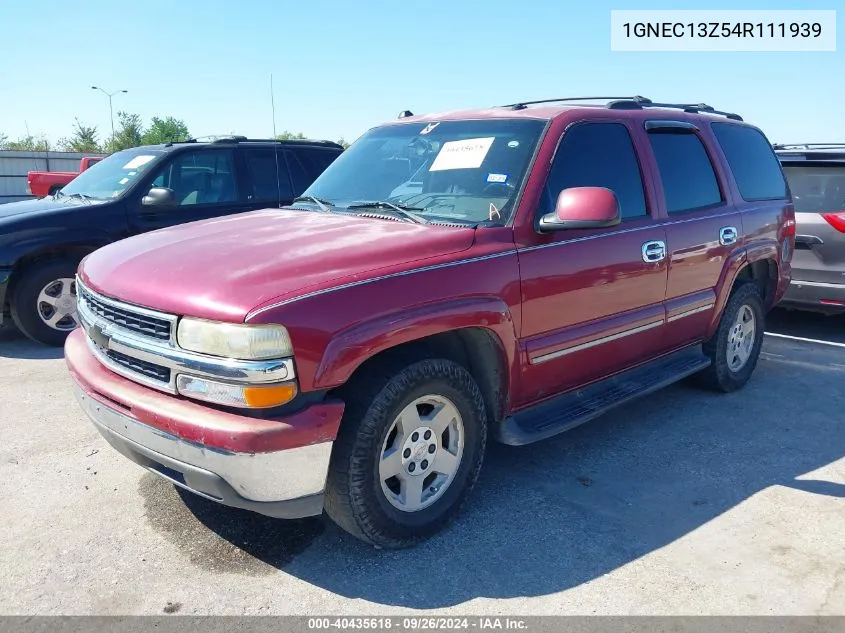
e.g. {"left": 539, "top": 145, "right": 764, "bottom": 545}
{"left": 65, "top": 96, "right": 794, "bottom": 549}
{"left": 27, "top": 156, "right": 102, "bottom": 197}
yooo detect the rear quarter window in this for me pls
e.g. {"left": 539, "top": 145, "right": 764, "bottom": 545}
{"left": 712, "top": 123, "right": 788, "bottom": 201}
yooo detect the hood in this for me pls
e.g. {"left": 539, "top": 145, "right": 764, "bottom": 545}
{"left": 0, "top": 197, "right": 77, "bottom": 221}
{"left": 80, "top": 208, "right": 476, "bottom": 321}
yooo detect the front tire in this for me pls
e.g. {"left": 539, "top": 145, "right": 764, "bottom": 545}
{"left": 697, "top": 282, "right": 765, "bottom": 393}
{"left": 325, "top": 358, "right": 487, "bottom": 548}
{"left": 10, "top": 259, "right": 80, "bottom": 347}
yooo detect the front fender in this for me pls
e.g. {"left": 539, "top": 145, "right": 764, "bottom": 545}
{"left": 0, "top": 227, "right": 113, "bottom": 268}
{"left": 312, "top": 296, "right": 519, "bottom": 393}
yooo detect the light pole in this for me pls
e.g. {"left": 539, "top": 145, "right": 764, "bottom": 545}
{"left": 91, "top": 86, "right": 128, "bottom": 148}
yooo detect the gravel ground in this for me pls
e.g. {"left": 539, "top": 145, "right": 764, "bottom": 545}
{"left": 0, "top": 309, "right": 843, "bottom": 616}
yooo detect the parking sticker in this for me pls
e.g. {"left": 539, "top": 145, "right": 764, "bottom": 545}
{"left": 487, "top": 173, "right": 508, "bottom": 183}
{"left": 123, "top": 155, "right": 155, "bottom": 169}
{"left": 429, "top": 137, "right": 495, "bottom": 171}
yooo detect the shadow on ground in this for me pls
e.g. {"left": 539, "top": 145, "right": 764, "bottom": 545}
{"left": 0, "top": 324, "right": 64, "bottom": 360}
{"left": 767, "top": 308, "right": 845, "bottom": 344}
{"left": 141, "top": 331, "right": 845, "bottom": 608}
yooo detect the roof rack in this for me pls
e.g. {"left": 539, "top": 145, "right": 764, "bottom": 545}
{"left": 772, "top": 143, "right": 845, "bottom": 150}
{"left": 500, "top": 96, "right": 743, "bottom": 121}
{"left": 607, "top": 98, "right": 743, "bottom": 121}
{"left": 501, "top": 96, "right": 650, "bottom": 110}
{"left": 207, "top": 136, "right": 343, "bottom": 148}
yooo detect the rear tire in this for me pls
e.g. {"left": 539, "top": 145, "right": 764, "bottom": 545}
{"left": 325, "top": 358, "right": 487, "bottom": 548}
{"left": 696, "top": 282, "right": 765, "bottom": 393}
{"left": 10, "top": 259, "right": 80, "bottom": 347}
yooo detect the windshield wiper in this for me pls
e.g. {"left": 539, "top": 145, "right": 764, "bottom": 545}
{"left": 59, "top": 192, "right": 96, "bottom": 204}
{"left": 292, "top": 195, "right": 334, "bottom": 213}
{"left": 347, "top": 201, "right": 430, "bottom": 225}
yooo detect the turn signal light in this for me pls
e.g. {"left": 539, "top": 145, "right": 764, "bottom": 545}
{"left": 243, "top": 383, "right": 298, "bottom": 408}
{"left": 176, "top": 375, "right": 298, "bottom": 408}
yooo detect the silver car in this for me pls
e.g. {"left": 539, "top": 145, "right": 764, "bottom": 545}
{"left": 776, "top": 144, "right": 845, "bottom": 314}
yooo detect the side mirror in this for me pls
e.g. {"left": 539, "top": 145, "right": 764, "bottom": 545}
{"left": 141, "top": 187, "right": 177, "bottom": 209}
{"left": 538, "top": 186, "right": 621, "bottom": 232}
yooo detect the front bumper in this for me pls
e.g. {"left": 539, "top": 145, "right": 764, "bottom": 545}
{"left": 66, "top": 328, "right": 345, "bottom": 518}
{"left": 780, "top": 279, "right": 845, "bottom": 313}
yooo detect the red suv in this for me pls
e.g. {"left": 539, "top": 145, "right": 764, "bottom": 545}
{"left": 65, "top": 96, "right": 794, "bottom": 548}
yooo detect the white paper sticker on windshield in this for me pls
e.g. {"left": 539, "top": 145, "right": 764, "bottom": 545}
{"left": 123, "top": 155, "right": 155, "bottom": 170}
{"left": 429, "top": 137, "right": 494, "bottom": 172}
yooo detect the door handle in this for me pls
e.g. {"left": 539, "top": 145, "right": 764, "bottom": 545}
{"left": 719, "top": 226, "right": 738, "bottom": 246}
{"left": 642, "top": 240, "right": 666, "bottom": 263}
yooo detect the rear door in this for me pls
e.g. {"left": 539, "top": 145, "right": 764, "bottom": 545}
{"left": 129, "top": 148, "right": 251, "bottom": 234}
{"left": 645, "top": 121, "right": 741, "bottom": 350}
{"left": 780, "top": 160, "right": 845, "bottom": 288}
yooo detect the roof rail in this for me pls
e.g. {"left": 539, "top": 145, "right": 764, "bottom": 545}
{"left": 205, "top": 136, "right": 344, "bottom": 148}
{"left": 608, "top": 99, "right": 743, "bottom": 121}
{"left": 501, "top": 96, "right": 652, "bottom": 110}
{"left": 773, "top": 143, "right": 845, "bottom": 150}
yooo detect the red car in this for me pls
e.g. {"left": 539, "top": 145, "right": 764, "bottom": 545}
{"left": 65, "top": 96, "right": 794, "bottom": 548}
{"left": 27, "top": 156, "right": 103, "bottom": 197}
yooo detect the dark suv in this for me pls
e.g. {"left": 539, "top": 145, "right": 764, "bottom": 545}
{"left": 775, "top": 144, "right": 845, "bottom": 314}
{"left": 0, "top": 137, "right": 344, "bottom": 345}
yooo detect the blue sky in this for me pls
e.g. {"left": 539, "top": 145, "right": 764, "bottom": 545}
{"left": 1, "top": 0, "right": 841, "bottom": 146}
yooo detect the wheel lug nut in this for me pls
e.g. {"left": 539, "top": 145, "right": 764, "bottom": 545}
{"left": 424, "top": 430, "right": 431, "bottom": 440}
{"left": 411, "top": 432, "right": 419, "bottom": 442}
{"left": 428, "top": 444, "right": 436, "bottom": 454}
{"left": 421, "top": 459, "right": 429, "bottom": 470}
{"left": 403, "top": 448, "right": 411, "bottom": 458}
{"left": 408, "top": 463, "right": 416, "bottom": 472}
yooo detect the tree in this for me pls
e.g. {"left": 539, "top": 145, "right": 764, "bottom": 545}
{"left": 337, "top": 137, "right": 350, "bottom": 149}
{"left": 108, "top": 111, "right": 144, "bottom": 152}
{"left": 0, "top": 133, "right": 7, "bottom": 150}
{"left": 141, "top": 116, "right": 190, "bottom": 145}
{"left": 4, "top": 134, "right": 49, "bottom": 151}
{"left": 58, "top": 119, "right": 100, "bottom": 153}
{"left": 275, "top": 130, "right": 306, "bottom": 141}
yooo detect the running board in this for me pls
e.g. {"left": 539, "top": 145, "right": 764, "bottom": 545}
{"left": 495, "top": 347, "right": 711, "bottom": 446}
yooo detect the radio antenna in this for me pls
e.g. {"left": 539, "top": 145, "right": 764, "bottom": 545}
{"left": 270, "top": 74, "right": 282, "bottom": 208}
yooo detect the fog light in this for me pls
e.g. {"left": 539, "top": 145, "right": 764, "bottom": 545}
{"left": 176, "top": 375, "right": 297, "bottom": 408}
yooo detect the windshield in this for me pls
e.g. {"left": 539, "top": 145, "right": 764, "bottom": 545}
{"left": 303, "top": 119, "right": 546, "bottom": 224}
{"left": 61, "top": 147, "right": 164, "bottom": 199}
{"left": 782, "top": 164, "right": 845, "bottom": 213}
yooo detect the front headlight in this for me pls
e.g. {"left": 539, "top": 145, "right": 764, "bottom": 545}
{"left": 177, "top": 318, "right": 293, "bottom": 360}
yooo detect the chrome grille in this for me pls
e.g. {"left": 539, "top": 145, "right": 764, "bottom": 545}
{"left": 79, "top": 285, "right": 172, "bottom": 341}
{"left": 106, "top": 349, "right": 171, "bottom": 383}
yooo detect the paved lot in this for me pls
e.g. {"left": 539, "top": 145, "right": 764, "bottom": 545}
{"left": 0, "top": 310, "right": 843, "bottom": 616}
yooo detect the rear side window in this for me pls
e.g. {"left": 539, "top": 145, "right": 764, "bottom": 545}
{"left": 295, "top": 148, "right": 340, "bottom": 179}
{"left": 648, "top": 131, "right": 722, "bottom": 213}
{"left": 244, "top": 149, "right": 293, "bottom": 202}
{"left": 286, "top": 148, "right": 340, "bottom": 195}
{"left": 712, "top": 123, "right": 788, "bottom": 201}
{"left": 543, "top": 123, "right": 647, "bottom": 220}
